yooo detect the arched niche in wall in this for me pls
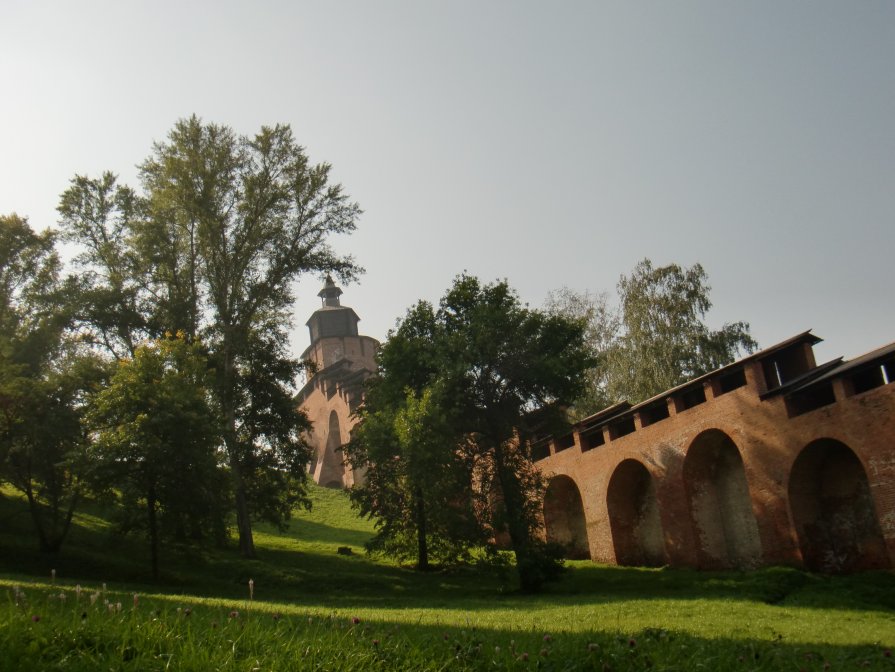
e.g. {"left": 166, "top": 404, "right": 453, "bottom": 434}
{"left": 788, "top": 438, "right": 890, "bottom": 572}
{"left": 606, "top": 459, "right": 666, "bottom": 567}
{"left": 543, "top": 475, "right": 590, "bottom": 559}
{"left": 682, "top": 429, "right": 763, "bottom": 569}
{"left": 319, "top": 410, "right": 345, "bottom": 489}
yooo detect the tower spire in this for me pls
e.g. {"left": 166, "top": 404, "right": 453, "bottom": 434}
{"left": 318, "top": 275, "right": 343, "bottom": 307}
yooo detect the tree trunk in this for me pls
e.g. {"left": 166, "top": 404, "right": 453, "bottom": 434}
{"left": 56, "top": 493, "right": 79, "bottom": 551}
{"left": 147, "top": 486, "right": 159, "bottom": 580}
{"left": 233, "top": 476, "right": 255, "bottom": 557}
{"left": 225, "top": 410, "right": 255, "bottom": 557}
{"left": 188, "top": 220, "right": 199, "bottom": 338}
{"left": 42, "top": 491, "right": 79, "bottom": 554}
{"left": 492, "top": 442, "right": 538, "bottom": 591}
{"left": 414, "top": 486, "right": 429, "bottom": 571}
{"left": 221, "top": 340, "right": 256, "bottom": 558}
{"left": 24, "top": 480, "right": 51, "bottom": 553}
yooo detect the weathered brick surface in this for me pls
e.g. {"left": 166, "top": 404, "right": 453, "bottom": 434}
{"left": 296, "top": 279, "right": 379, "bottom": 488}
{"left": 535, "top": 338, "right": 895, "bottom": 571}
{"left": 300, "top": 380, "right": 365, "bottom": 488}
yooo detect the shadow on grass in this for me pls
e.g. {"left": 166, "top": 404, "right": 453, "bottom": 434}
{"left": 277, "top": 609, "right": 894, "bottom": 669}
{"left": 547, "top": 562, "right": 895, "bottom": 614}
{"left": 1, "top": 583, "right": 892, "bottom": 671}
{"left": 3, "top": 487, "right": 894, "bottom": 621}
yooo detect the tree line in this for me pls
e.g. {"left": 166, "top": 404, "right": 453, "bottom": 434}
{"left": 1, "top": 116, "right": 756, "bottom": 590}
{"left": 544, "top": 259, "right": 757, "bottom": 419}
{"left": 0, "top": 117, "right": 360, "bottom": 578}
{"left": 346, "top": 262, "right": 756, "bottom": 591}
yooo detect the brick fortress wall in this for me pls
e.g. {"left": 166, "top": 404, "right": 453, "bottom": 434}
{"left": 294, "top": 280, "right": 894, "bottom": 572}
{"left": 534, "top": 331, "right": 895, "bottom": 572}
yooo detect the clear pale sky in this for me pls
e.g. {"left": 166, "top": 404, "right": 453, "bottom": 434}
{"left": 2, "top": 2, "right": 893, "bottom": 365}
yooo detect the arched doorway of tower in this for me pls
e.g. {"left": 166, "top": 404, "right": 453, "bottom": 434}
{"left": 788, "top": 438, "right": 890, "bottom": 572}
{"left": 315, "top": 410, "right": 345, "bottom": 488}
{"left": 543, "top": 475, "right": 590, "bottom": 559}
{"left": 606, "top": 459, "right": 666, "bottom": 566}
{"left": 683, "top": 429, "right": 762, "bottom": 569}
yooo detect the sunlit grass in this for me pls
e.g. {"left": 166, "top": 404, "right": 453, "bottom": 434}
{"left": 1, "top": 483, "right": 894, "bottom": 670}
{"left": 2, "top": 579, "right": 893, "bottom": 671}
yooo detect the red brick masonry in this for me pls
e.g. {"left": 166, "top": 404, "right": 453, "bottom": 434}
{"left": 535, "top": 332, "right": 895, "bottom": 572}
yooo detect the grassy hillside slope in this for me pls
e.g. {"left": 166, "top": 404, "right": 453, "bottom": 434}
{"left": 1, "top": 484, "right": 893, "bottom": 670}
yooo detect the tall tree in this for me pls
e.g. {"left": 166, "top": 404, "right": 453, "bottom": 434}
{"left": 546, "top": 260, "right": 758, "bottom": 415}
{"left": 87, "top": 335, "right": 219, "bottom": 579}
{"left": 0, "top": 214, "right": 98, "bottom": 552}
{"left": 606, "top": 259, "right": 756, "bottom": 403}
{"left": 0, "top": 214, "right": 64, "bottom": 351}
{"left": 347, "top": 302, "right": 481, "bottom": 569}
{"left": 58, "top": 118, "right": 361, "bottom": 557}
{"left": 351, "top": 275, "right": 594, "bottom": 589}
{"left": 544, "top": 287, "right": 619, "bottom": 419}
{"left": 438, "top": 275, "right": 594, "bottom": 591}
{"left": 235, "top": 327, "right": 314, "bottom": 530}
{"left": 3, "top": 354, "right": 106, "bottom": 553}
{"left": 349, "top": 379, "right": 481, "bottom": 569}
{"left": 138, "top": 117, "right": 361, "bottom": 557}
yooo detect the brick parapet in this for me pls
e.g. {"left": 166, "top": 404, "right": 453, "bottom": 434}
{"left": 536, "top": 340, "right": 895, "bottom": 571}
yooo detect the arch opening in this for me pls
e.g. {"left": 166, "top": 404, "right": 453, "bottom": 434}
{"left": 543, "top": 475, "right": 590, "bottom": 560}
{"left": 789, "top": 439, "right": 890, "bottom": 572}
{"left": 314, "top": 410, "right": 345, "bottom": 488}
{"left": 607, "top": 459, "right": 666, "bottom": 566}
{"left": 683, "top": 430, "right": 762, "bottom": 569}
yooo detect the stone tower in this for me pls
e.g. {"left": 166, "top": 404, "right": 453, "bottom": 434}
{"left": 296, "top": 276, "right": 379, "bottom": 488}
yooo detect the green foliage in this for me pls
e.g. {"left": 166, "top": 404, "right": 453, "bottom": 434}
{"left": 351, "top": 275, "right": 595, "bottom": 590}
{"left": 350, "top": 383, "right": 481, "bottom": 568}
{"left": 140, "top": 117, "right": 361, "bottom": 558}
{"left": 86, "top": 335, "right": 221, "bottom": 578}
{"left": 0, "top": 214, "right": 62, "bottom": 336}
{"left": 609, "top": 259, "right": 757, "bottom": 403}
{"left": 1, "top": 354, "right": 106, "bottom": 554}
{"left": 57, "top": 173, "right": 146, "bottom": 358}
{"left": 57, "top": 117, "right": 362, "bottom": 557}
{"left": 229, "top": 329, "right": 313, "bottom": 532}
{"left": 0, "top": 214, "right": 70, "bottom": 382}
{"left": 0, "top": 214, "right": 100, "bottom": 553}
{"left": 543, "top": 287, "right": 618, "bottom": 418}
{"left": 437, "top": 275, "right": 594, "bottom": 591}
{"left": 346, "top": 300, "right": 482, "bottom": 567}
{"left": 547, "top": 259, "right": 758, "bottom": 416}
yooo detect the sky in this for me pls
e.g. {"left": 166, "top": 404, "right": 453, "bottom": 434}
{"left": 1, "top": 1, "right": 893, "bottom": 366}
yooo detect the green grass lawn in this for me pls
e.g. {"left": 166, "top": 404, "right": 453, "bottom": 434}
{"left": 1, "top": 484, "right": 893, "bottom": 670}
